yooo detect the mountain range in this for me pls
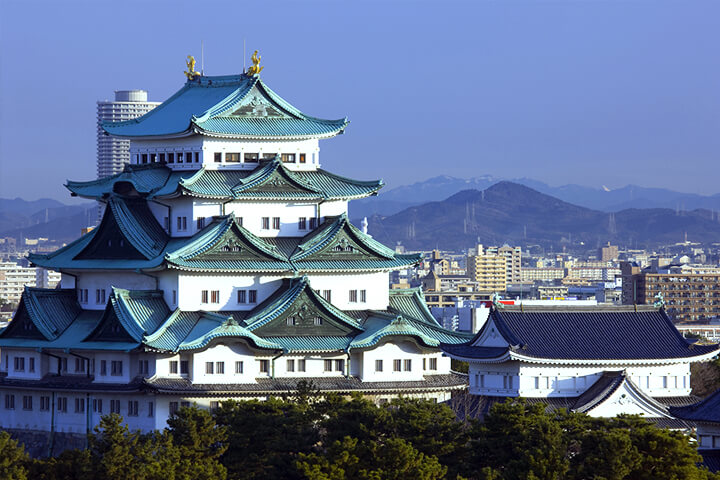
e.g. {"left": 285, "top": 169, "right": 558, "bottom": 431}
{"left": 0, "top": 198, "right": 95, "bottom": 242}
{"left": 363, "top": 182, "right": 720, "bottom": 251}
{"left": 349, "top": 175, "right": 720, "bottom": 219}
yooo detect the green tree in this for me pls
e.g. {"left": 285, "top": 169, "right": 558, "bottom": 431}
{"left": 296, "top": 436, "right": 447, "bottom": 480}
{"left": 470, "top": 400, "right": 569, "bottom": 480}
{"left": 213, "top": 397, "right": 319, "bottom": 480}
{"left": 29, "top": 449, "right": 93, "bottom": 480}
{"left": 319, "top": 394, "right": 389, "bottom": 446}
{"left": 166, "top": 405, "right": 228, "bottom": 480}
{"left": 0, "top": 431, "right": 29, "bottom": 480}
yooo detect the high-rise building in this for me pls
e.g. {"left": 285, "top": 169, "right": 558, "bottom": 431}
{"left": 96, "top": 90, "right": 160, "bottom": 178}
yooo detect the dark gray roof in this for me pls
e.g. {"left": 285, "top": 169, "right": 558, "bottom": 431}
{"left": 444, "top": 305, "right": 720, "bottom": 361}
{"left": 0, "top": 374, "right": 144, "bottom": 392}
{"left": 145, "top": 373, "right": 467, "bottom": 395}
{"left": 700, "top": 450, "right": 720, "bottom": 473}
{"left": 670, "top": 388, "right": 720, "bottom": 424}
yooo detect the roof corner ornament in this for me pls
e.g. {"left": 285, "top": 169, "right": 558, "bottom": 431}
{"left": 247, "top": 50, "right": 264, "bottom": 76}
{"left": 653, "top": 291, "right": 665, "bottom": 309}
{"left": 491, "top": 292, "right": 503, "bottom": 309}
{"left": 184, "top": 55, "right": 200, "bottom": 80}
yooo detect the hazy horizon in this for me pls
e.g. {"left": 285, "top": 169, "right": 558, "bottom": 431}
{"left": 1, "top": 1, "right": 719, "bottom": 202}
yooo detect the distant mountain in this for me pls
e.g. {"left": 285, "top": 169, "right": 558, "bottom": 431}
{"left": 364, "top": 182, "right": 720, "bottom": 251}
{"left": 0, "top": 197, "right": 95, "bottom": 241}
{"left": 349, "top": 175, "right": 720, "bottom": 219}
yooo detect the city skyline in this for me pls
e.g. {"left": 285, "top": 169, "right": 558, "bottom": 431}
{"left": 1, "top": 0, "right": 719, "bottom": 202}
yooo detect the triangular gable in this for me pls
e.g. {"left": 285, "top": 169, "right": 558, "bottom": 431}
{"left": 178, "top": 316, "right": 283, "bottom": 352}
{"left": 247, "top": 277, "right": 363, "bottom": 337}
{"left": 0, "top": 288, "right": 80, "bottom": 341}
{"left": 74, "top": 197, "right": 168, "bottom": 261}
{"left": 165, "top": 216, "right": 289, "bottom": 269}
{"left": 291, "top": 215, "right": 395, "bottom": 263}
{"left": 85, "top": 288, "right": 169, "bottom": 343}
{"left": 231, "top": 160, "right": 319, "bottom": 197}
{"left": 350, "top": 315, "right": 441, "bottom": 350}
{"left": 470, "top": 312, "right": 514, "bottom": 349}
{"left": 575, "top": 372, "right": 674, "bottom": 420}
{"left": 219, "top": 85, "right": 294, "bottom": 120}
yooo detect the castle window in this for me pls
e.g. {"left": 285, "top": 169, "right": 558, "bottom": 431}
{"left": 249, "top": 290, "right": 257, "bottom": 303}
{"left": 75, "top": 398, "right": 85, "bottom": 413}
{"left": 185, "top": 152, "right": 193, "bottom": 163}
{"left": 57, "top": 397, "right": 67, "bottom": 413}
{"left": 429, "top": 358, "right": 437, "bottom": 370}
{"left": 360, "top": 290, "right": 367, "bottom": 303}
{"left": 335, "top": 360, "right": 344, "bottom": 372}
{"left": 258, "top": 359, "right": 269, "bottom": 373}
{"left": 349, "top": 290, "right": 358, "bottom": 303}
{"left": 286, "top": 317, "right": 297, "bottom": 326}
{"left": 211, "top": 290, "right": 220, "bottom": 303}
{"left": 263, "top": 153, "right": 277, "bottom": 160}
{"left": 216, "top": 362, "right": 225, "bottom": 374}
{"left": 150, "top": 153, "right": 157, "bottom": 163}
{"left": 168, "top": 153, "right": 175, "bottom": 164}
{"left": 138, "top": 360, "right": 149, "bottom": 375}
{"left": 323, "top": 360, "right": 332, "bottom": 372}
{"left": 235, "top": 361, "right": 244, "bottom": 374}
{"left": 299, "top": 154, "right": 306, "bottom": 164}
{"left": 74, "top": 357, "right": 85, "bottom": 373}
{"left": 403, "top": 359, "right": 412, "bottom": 371}
{"left": 272, "top": 217, "right": 280, "bottom": 230}
{"left": 226, "top": 153, "right": 240, "bottom": 163}
{"left": 238, "top": 290, "right": 247, "bottom": 303}
{"left": 194, "top": 152, "right": 199, "bottom": 163}
{"left": 180, "top": 361, "right": 189, "bottom": 374}
{"left": 22, "top": 396, "right": 32, "bottom": 411}
{"left": 100, "top": 360, "right": 107, "bottom": 375}
{"left": 375, "top": 360, "right": 383, "bottom": 372}
{"left": 159, "top": 153, "right": 165, "bottom": 163}
{"left": 172, "top": 290, "right": 177, "bottom": 305}
{"left": 298, "top": 359, "right": 306, "bottom": 372}
{"left": 281, "top": 153, "right": 295, "bottom": 163}
{"left": 205, "top": 362, "right": 214, "bottom": 374}
{"left": 210, "top": 401, "right": 220, "bottom": 411}
{"left": 96, "top": 288, "right": 106, "bottom": 304}
{"left": 309, "top": 218, "right": 318, "bottom": 229}
{"left": 169, "top": 402, "right": 179, "bottom": 415}
{"left": 40, "top": 396, "right": 50, "bottom": 411}
{"left": 298, "top": 217, "right": 307, "bottom": 230}
{"left": 14, "top": 357, "right": 24, "bottom": 372}
{"left": 313, "top": 317, "right": 323, "bottom": 326}
{"left": 201, "top": 290, "right": 209, "bottom": 303}
{"left": 111, "top": 360, "right": 123, "bottom": 376}
{"left": 197, "top": 217, "right": 206, "bottom": 230}
{"left": 287, "top": 359, "right": 295, "bottom": 372}
{"left": 29, "top": 358, "right": 35, "bottom": 372}
{"left": 110, "top": 399, "right": 121, "bottom": 414}
{"left": 141, "top": 154, "right": 148, "bottom": 164}
{"left": 148, "top": 402, "right": 154, "bottom": 417}
{"left": 322, "top": 290, "right": 331, "bottom": 302}
{"left": 244, "top": 153, "right": 259, "bottom": 162}
{"left": 214, "top": 152, "right": 222, "bottom": 163}
{"left": 393, "top": 360, "right": 401, "bottom": 372}
{"left": 261, "top": 217, "right": 270, "bottom": 230}
{"left": 169, "top": 361, "right": 178, "bottom": 374}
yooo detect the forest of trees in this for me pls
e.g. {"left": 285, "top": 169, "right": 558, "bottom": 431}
{"left": 0, "top": 384, "right": 717, "bottom": 480}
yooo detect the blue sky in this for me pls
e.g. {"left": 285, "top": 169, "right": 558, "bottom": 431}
{"left": 1, "top": 0, "right": 718, "bottom": 202}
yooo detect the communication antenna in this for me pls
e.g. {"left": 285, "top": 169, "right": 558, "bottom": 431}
{"left": 201, "top": 40, "right": 205, "bottom": 75}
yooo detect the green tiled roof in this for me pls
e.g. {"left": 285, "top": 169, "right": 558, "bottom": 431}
{"left": 0, "top": 288, "right": 80, "bottom": 341}
{"left": 164, "top": 215, "right": 291, "bottom": 272}
{"left": 350, "top": 316, "right": 441, "bottom": 349}
{"left": 102, "top": 74, "right": 348, "bottom": 140}
{"left": 105, "top": 197, "right": 168, "bottom": 259}
{"left": 108, "top": 288, "right": 171, "bottom": 342}
{"left": 0, "top": 285, "right": 469, "bottom": 354}
{"left": 244, "top": 276, "right": 363, "bottom": 332}
{"left": 66, "top": 161, "right": 382, "bottom": 202}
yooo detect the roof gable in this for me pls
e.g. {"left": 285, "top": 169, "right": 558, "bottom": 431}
{"left": 74, "top": 197, "right": 168, "bottom": 261}
{"left": 230, "top": 160, "right": 318, "bottom": 198}
{"left": 0, "top": 288, "right": 81, "bottom": 341}
{"left": 219, "top": 85, "right": 294, "bottom": 120}
{"left": 165, "top": 215, "right": 290, "bottom": 271}
{"left": 670, "top": 388, "right": 720, "bottom": 424}
{"left": 246, "top": 277, "right": 363, "bottom": 337}
{"left": 86, "top": 288, "right": 169, "bottom": 343}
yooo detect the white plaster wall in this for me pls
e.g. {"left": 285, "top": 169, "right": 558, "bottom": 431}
{"left": 468, "top": 361, "right": 692, "bottom": 397}
{"left": 225, "top": 202, "right": 318, "bottom": 238}
{"left": 200, "top": 138, "right": 320, "bottom": 171}
{"left": 93, "top": 352, "right": 131, "bottom": 384}
{"left": 4, "top": 349, "right": 43, "bottom": 380}
{"left": 157, "top": 270, "right": 179, "bottom": 309}
{"left": 698, "top": 423, "right": 720, "bottom": 449}
{"left": 131, "top": 137, "right": 204, "bottom": 172}
{"left": 0, "top": 389, "right": 158, "bottom": 433}
{"left": 359, "top": 340, "right": 428, "bottom": 382}
{"left": 274, "top": 353, "right": 349, "bottom": 377}
{"left": 191, "top": 343, "right": 259, "bottom": 384}
{"left": 306, "top": 272, "right": 389, "bottom": 310}
{"left": 177, "top": 273, "right": 285, "bottom": 311}
{"left": 75, "top": 271, "right": 156, "bottom": 310}
{"left": 320, "top": 200, "right": 348, "bottom": 217}
{"left": 60, "top": 274, "right": 76, "bottom": 289}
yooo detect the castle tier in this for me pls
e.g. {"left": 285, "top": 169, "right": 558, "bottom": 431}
{"left": 0, "top": 66, "right": 471, "bottom": 435}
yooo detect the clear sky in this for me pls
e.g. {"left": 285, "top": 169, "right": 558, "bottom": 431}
{"left": 1, "top": 0, "right": 719, "bottom": 202}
